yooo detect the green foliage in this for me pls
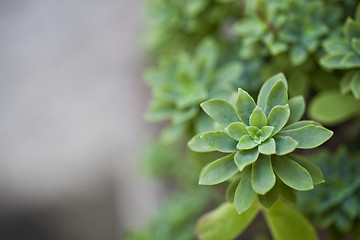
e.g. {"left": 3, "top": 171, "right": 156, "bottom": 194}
{"left": 297, "top": 147, "right": 360, "bottom": 239}
{"left": 189, "top": 73, "right": 333, "bottom": 213}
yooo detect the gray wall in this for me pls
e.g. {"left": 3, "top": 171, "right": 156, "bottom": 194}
{"left": 0, "top": 0, "right": 158, "bottom": 239}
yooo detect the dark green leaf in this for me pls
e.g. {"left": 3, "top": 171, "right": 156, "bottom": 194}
{"left": 251, "top": 154, "right": 276, "bottom": 194}
{"left": 290, "top": 45, "right": 307, "bottom": 66}
{"left": 290, "top": 155, "right": 324, "bottom": 184}
{"left": 259, "top": 183, "right": 279, "bottom": 209}
{"left": 323, "top": 39, "right": 351, "bottom": 54}
{"left": 202, "top": 131, "right": 238, "bottom": 153}
{"left": 320, "top": 54, "right": 344, "bottom": 69}
{"left": 226, "top": 177, "right": 240, "bottom": 202}
{"left": 344, "top": 17, "right": 360, "bottom": 42}
{"left": 201, "top": 99, "right": 239, "bottom": 126}
{"left": 234, "top": 167, "right": 257, "bottom": 214}
{"left": 272, "top": 156, "right": 313, "bottom": 191}
{"left": 199, "top": 154, "right": 237, "bottom": 185}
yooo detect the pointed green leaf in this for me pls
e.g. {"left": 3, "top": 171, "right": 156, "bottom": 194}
{"left": 237, "top": 135, "right": 257, "bottom": 150}
{"left": 261, "top": 126, "right": 274, "bottom": 141}
{"left": 290, "top": 155, "right": 324, "bottom": 184}
{"left": 278, "top": 125, "right": 333, "bottom": 149}
{"left": 344, "top": 17, "right": 360, "bottom": 42}
{"left": 351, "top": 71, "right": 360, "bottom": 99}
{"left": 283, "top": 120, "right": 321, "bottom": 130}
{"left": 274, "top": 136, "right": 298, "bottom": 155}
{"left": 172, "top": 107, "right": 198, "bottom": 124}
{"left": 268, "top": 104, "right": 290, "bottom": 135}
{"left": 264, "top": 200, "right": 319, "bottom": 240}
{"left": 351, "top": 38, "right": 360, "bottom": 55}
{"left": 196, "top": 202, "right": 259, "bottom": 240}
{"left": 287, "top": 96, "right": 305, "bottom": 125}
{"left": 340, "top": 71, "right": 356, "bottom": 95}
{"left": 234, "top": 148, "right": 260, "bottom": 171}
{"left": 226, "top": 177, "right": 240, "bottom": 202}
{"left": 246, "top": 126, "right": 259, "bottom": 139}
{"left": 258, "top": 73, "right": 288, "bottom": 110}
{"left": 225, "top": 122, "right": 248, "bottom": 140}
{"left": 259, "top": 184, "right": 279, "bottom": 209}
{"left": 320, "top": 54, "right": 344, "bottom": 69}
{"left": 341, "top": 52, "right": 360, "bottom": 68}
{"left": 201, "top": 99, "right": 239, "bottom": 126}
{"left": 264, "top": 80, "right": 288, "bottom": 116}
{"left": 272, "top": 156, "right": 313, "bottom": 191}
{"left": 235, "top": 88, "right": 256, "bottom": 125}
{"left": 322, "top": 39, "right": 351, "bottom": 54}
{"left": 188, "top": 133, "right": 216, "bottom": 152}
{"left": 234, "top": 167, "right": 257, "bottom": 214}
{"left": 251, "top": 154, "right": 276, "bottom": 194}
{"left": 249, "top": 106, "right": 267, "bottom": 128}
{"left": 258, "top": 138, "right": 276, "bottom": 155}
{"left": 199, "top": 154, "right": 237, "bottom": 185}
{"left": 202, "top": 131, "right": 238, "bottom": 153}
{"left": 309, "top": 90, "right": 360, "bottom": 125}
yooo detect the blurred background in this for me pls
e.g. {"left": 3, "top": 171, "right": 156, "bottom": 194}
{"left": 0, "top": 0, "right": 158, "bottom": 239}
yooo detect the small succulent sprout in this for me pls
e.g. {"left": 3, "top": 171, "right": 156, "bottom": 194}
{"left": 188, "top": 73, "right": 333, "bottom": 214}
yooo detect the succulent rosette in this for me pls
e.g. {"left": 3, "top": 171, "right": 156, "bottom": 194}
{"left": 188, "top": 73, "right": 333, "bottom": 213}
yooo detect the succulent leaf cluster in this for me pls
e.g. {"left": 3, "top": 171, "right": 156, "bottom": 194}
{"left": 233, "top": 0, "right": 343, "bottom": 65}
{"left": 188, "top": 73, "right": 333, "bottom": 213}
{"left": 297, "top": 147, "right": 360, "bottom": 237}
{"left": 320, "top": 4, "right": 360, "bottom": 99}
{"left": 146, "top": 38, "right": 242, "bottom": 142}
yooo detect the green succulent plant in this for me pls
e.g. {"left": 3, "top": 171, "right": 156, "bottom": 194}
{"left": 297, "top": 147, "right": 360, "bottom": 239}
{"left": 233, "top": 0, "right": 343, "bottom": 66}
{"left": 188, "top": 73, "right": 333, "bottom": 214}
{"left": 146, "top": 38, "right": 243, "bottom": 143}
{"left": 320, "top": 3, "right": 360, "bottom": 100}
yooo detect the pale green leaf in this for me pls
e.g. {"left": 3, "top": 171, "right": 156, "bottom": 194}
{"left": 272, "top": 156, "right": 313, "bottom": 191}
{"left": 267, "top": 104, "right": 290, "bottom": 135}
{"left": 199, "top": 154, "right": 237, "bottom": 185}
{"left": 251, "top": 154, "right": 276, "bottom": 194}
{"left": 234, "top": 167, "right": 257, "bottom": 214}
{"left": 320, "top": 54, "right": 344, "bottom": 69}
{"left": 188, "top": 133, "right": 215, "bottom": 152}
{"left": 258, "top": 73, "right": 288, "bottom": 110}
{"left": 322, "top": 39, "right": 351, "bottom": 54}
{"left": 225, "top": 122, "right": 248, "bottom": 140}
{"left": 290, "top": 45, "right": 307, "bottom": 66}
{"left": 261, "top": 126, "right": 274, "bottom": 141}
{"left": 290, "top": 155, "right": 324, "bottom": 184}
{"left": 287, "top": 96, "right": 305, "bottom": 125}
{"left": 201, "top": 99, "right": 239, "bottom": 126}
{"left": 274, "top": 136, "right": 298, "bottom": 155}
{"left": 283, "top": 120, "right": 321, "bottom": 130}
{"left": 160, "top": 123, "right": 187, "bottom": 143}
{"left": 258, "top": 138, "right": 276, "bottom": 155}
{"left": 145, "top": 100, "right": 175, "bottom": 122}
{"left": 278, "top": 125, "right": 333, "bottom": 149}
{"left": 196, "top": 202, "right": 259, "bottom": 240}
{"left": 264, "top": 80, "right": 288, "bottom": 116}
{"left": 249, "top": 106, "right": 267, "bottom": 128}
{"left": 309, "top": 90, "right": 360, "bottom": 125}
{"left": 226, "top": 177, "right": 240, "bottom": 202}
{"left": 264, "top": 200, "right": 319, "bottom": 240}
{"left": 234, "top": 148, "right": 260, "bottom": 171}
{"left": 202, "top": 131, "right": 238, "bottom": 153}
{"left": 237, "top": 135, "right": 257, "bottom": 150}
{"left": 235, "top": 88, "right": 256, "bottom": 125}
{"left": 246, "top": 126, "right": 259, "bottom": 139}
{"left": 340, "top": 71, "right": 356, "bottom": 95}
